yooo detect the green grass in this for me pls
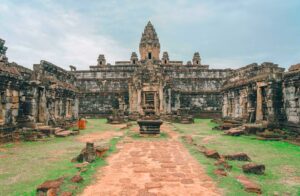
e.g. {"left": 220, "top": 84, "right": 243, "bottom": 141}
{"left": 174, "top": 119, "right": 300, "bottom": 196}
{"left": 58, "top": 136, "right": 122, "bottom": 195}
{"left": 0, "top": 119, "right": 123, "bottom": 196}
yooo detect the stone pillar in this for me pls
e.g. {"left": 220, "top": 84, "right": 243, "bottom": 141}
{"left": 222, "top": 94, "right": 228, "bottom": 117}
{"left": 168, "top": 89, "right": 171, "bottom": 114}
{"left": 175, "top": 93, "right": 180, "bottom": 110}
{"left": 128, "top": 85, "right": 137, "bottom": 113}
{"left": 59, "top": 99, "right": 63, "bottom": 117}
{"left": 54, "top": 99, "right": 59, "bottom": 117}
{"left": 154, "top": 92, "right": 158, "bottom": 114}
{"left": 74, "top": 98, "right": 79, "bottom": 119}
{"left": 256, "top": 83, "right": 263, "bottom": 122}
{"left": 84, "top": 142, "right": 96, "bottom": 163}
{"left": 11, "top": 90, "right": 19, "bottom": 125}
{"left": 159, "top": 87, "right": 164, "bottom": 113}
{"left": 137, "top": 89, "right": 142, "bottom": 114}
{"left": 0, "top": 91, "right": 4, "bottom": 125}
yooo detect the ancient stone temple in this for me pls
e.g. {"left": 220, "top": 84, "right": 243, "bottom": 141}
{"left": 75, "top": 22, "right": 230, "bottom": 120}
{"left": 0, "top": 39, "right": 78, "bottom": 137}
{"left": 0, "top": 21, "right": 300, "bottom": 140}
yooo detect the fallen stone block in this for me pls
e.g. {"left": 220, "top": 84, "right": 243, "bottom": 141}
{"left": 214, "top": 158, "right": 232, "bottom": 170}
{"left": 45, "top": 188, "right": 57, "bottom": 196}
{"left": 54, "top": 127, "right": 64, "bottom": 134}
{"left": 224, "top": 153, "right": 251, "bottom": 161}
{"left": 224, "top": 127, "right": 245, "bottom": 136}
{"left": 73, "top": 142, "right": 96, "bottom": 163}
{"left": 256, "top": 130, "right": 283, "bottom": 141}
{"left": 55, "top": 130, "right": 73, "bottom": 137}
{"left": 204, "top": 149, "right": 221, "bottom": 159}
{"left": 37, "top": 126, "right": 55, "bottom": 136}
{"left": 220, "top": 122, "right": 240, "bottom": 130}
{"left": 95, "top": 145, "right": 109, "bottom": 158}
{"left": 244, "top": 123, "right": 264, "bottom": 134}
{"left": 242, "top": 163, "right": 265, "bottom": 175}
{"left": 214, "top": 158, "right": 226, "bottom": 166}
{"left": 182, "top": 135, "right": 193, "bottom": 144}
{"left": 70, "top": 175, "right": 83, "bottom": 183}
{"left": 214, "top": 168, "right": 227, "bottom": 177}
{"left": 36, "top": 177, "right": 64, "bottom": 195}
{"left": 236, "top": 175, "right": 262, "bottom": 194}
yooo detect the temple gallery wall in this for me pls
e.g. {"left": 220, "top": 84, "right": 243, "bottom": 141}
{"left": 0, "top": 22, "right": 299, "bottom": 139}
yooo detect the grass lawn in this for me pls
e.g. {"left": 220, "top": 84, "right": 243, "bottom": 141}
{"left": 173, "top": 119, "right": 300, "bottom": 196}
{"left": 0, "top": 119, "right": 122, "bottom": 196}
{"left": 1, "top": 118, "right": 299, "bottom": 195}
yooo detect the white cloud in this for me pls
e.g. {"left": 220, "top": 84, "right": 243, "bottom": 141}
{"left": 1, "top": 0, "right": 299, "bottom": 70}
{"left": 0, "top": 1, "right": 129, "bottom": 70}
{"left": 0, "top": 4, "right": 9, "bottom": 12}
{"left": 152, "top": 1, "right": 211, "bottom": 25}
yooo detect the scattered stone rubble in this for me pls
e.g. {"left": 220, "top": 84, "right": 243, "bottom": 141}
{"left": 242, "top": 163, "right": 266, "bottom": 175}
{"left": 222, "top": 62, "right": 300, "bottom": 139}
{"left": 72, "top": 142, "right": 109, "bottom": 163}
{"left": 236, "top": 175, "right": 262, "bottom": 194}
{"left": 224, "top": 153, "right": 251, "bottom": 161}
{"left": 36, "top": 177, "right": 64, "bottom": 196}
{"left": 37, "top": 141, "right": 111, "bottom": 195}
{"left": 224, "top": 127, "right": 246, "bottom": 136}
{"left": 204, "top": 149, "right": 221, "bottom": 159}
{"left": 183, "top": 135, "right": 264, "bottom": 194}
{"left": 70, "top": 175, "right": 83, "bottom": 183}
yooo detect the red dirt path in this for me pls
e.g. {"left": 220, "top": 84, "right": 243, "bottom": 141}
{"left": 81, "top": 124, "right": 221, "bottom": 196}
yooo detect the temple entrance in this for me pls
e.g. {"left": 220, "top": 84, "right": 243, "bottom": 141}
{"left": 143, "top": 92, "right": 155, "bottom": 109}
{"left": 142, "top": 91, "right": 159, "bottom": 115}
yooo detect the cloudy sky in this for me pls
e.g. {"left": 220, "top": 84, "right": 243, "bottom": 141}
{"left": 0, "top": 0, "right": 299, "bottom": 70}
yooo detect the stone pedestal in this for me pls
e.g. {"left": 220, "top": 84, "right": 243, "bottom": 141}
{"left": 137, "top": 119, "right": 163, "bottom": 134}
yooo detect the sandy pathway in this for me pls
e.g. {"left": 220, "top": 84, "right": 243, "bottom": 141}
{"left": 81, "top": 124, "right": 221, "bottom": 196}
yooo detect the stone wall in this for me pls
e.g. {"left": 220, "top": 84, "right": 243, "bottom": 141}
{"left": 0, "top": 39, "right": 79, "bottom": 135}
{"left": 74, "top": 65, "right": 134, "bottom": 117}
{"left": 221, "top": 63, "right": 285, "bottom": 127}
{"left": 165, "top": 67, "right": 231, "bottom": 118}
{"left": 74, "top": 61, "right": 231, "bottom": 118}
{"left": 2, "top": 27, "right": 300, "bottom": 138}
{"left": 30, "top": 60, "right": 79, "bottom": 126}
{"left": 282, "top": 64, "right": 300, "bottom": 133}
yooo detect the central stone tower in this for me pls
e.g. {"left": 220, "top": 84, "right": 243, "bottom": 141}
{"left": 139, "top": 21, "right": 160, "bottom": 61}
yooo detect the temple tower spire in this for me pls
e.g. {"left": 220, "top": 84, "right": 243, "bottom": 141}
{"left": 139, "top": 21, "right": 160, "bottom": 61}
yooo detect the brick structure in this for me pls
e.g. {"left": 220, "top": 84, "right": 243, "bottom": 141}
{"left": 0, "top": 39, "right": 78, "bottom": 141}
{"left": 1, "top": 21, "right": 300, "bottom": 139}
{"left": 75, "top": 22, "right": 230, "bottom": 119}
